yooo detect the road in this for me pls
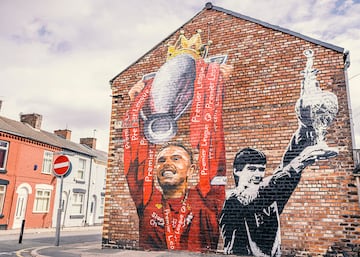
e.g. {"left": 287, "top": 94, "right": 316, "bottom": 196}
{"left": 0, "top": 227, "right": 232, "bottom": 257}
{"left": 0, "top": 228, "right": 101, "bottom": 257}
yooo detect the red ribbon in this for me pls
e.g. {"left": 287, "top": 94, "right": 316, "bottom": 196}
{"left": 190, "top": 59, "right": 207, "bottom": 148}
{"left": 123, "top": 78, "right": 156, "bottom": 205}
{"left": 190, "top": 60, "right": 225, "bottom": 197}
{"left": 163, "top": 194, "right": 189, "bottom": 250}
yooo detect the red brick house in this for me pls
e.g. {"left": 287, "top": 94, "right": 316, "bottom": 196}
{"left": 0, "top": 114, "right": 60, "bottom": 229}
{"left": 0, "top": 113, "right": 108, "bottom": 230}
{"left": 104, "top": 3, "right": 357, "bottom": 256}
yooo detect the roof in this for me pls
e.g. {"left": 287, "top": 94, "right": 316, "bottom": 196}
{"left": 109, "top": 2, "right": 346, "bottom": 85}
{"left": 83, "top": 144, "right": 108, "bottom": 163}
{"left": 0, "top": 115, "right": 106, "bottom": 159}
{"left": 208, "top": 3, "right": 344, "bottom": 53}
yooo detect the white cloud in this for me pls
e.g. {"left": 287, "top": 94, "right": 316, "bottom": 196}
{"left": 1, "top": 0, "right": 359, "bottom": 151}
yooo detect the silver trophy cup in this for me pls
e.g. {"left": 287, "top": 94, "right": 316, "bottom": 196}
{"left": 295, "top": 49, "right": 339, "bottom": 158}
{"left": 141, "top": 54, "right": 196, "bottom": 144}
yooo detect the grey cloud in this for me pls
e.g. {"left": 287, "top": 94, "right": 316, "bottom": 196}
{"left": 1, "top": 0, "right": 360, "bottom": 151}
{"left": 50, "top": 40, "right": 72, "bottom": 53}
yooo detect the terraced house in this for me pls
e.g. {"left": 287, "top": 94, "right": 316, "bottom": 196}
{"left": 0, "top": 113, "right": 107, "bottom": 230}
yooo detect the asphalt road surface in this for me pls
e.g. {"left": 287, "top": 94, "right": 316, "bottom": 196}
{"left": 0, "top": 228, "right": 101, "bottom": 257}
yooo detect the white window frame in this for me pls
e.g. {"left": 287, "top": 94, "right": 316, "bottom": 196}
{"left": 99, "top": 196, "right": 105, "bottom": 215}
{"left": 0, "top": 140, "right": 9, "bottom": 172}
{"left": 72, "top": 192, "right": 84, "bottom": 214}
{"left": 76, "top": 158, "right": 86, "bottom": 181}
{"left": 41, "top": 150, "right": 53, "bottom": 174}
{"left": 33, "top": 184, "right": 53, "bottom": 213}
{"left": 0, "top": 185, "right": 6, "bottom": 215}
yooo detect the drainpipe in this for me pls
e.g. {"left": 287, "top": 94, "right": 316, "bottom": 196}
{"left": 356, "top": 177, "right": 360, "bottom": 208}
{"left": 84, "top": 156, "right": 94, "bottom": 226}
{"left": 8, "top": 176, "right": 17, "bottom": 229}
{"left": 343, "top": 51, "right": 360, "bottom": 209}
{"left": 354, "top": 164, "right": 360, "bottom": 208}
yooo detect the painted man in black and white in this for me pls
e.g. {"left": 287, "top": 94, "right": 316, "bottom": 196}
{"left": 219, "top": 130, "right": 327, "bottom": 256}
{"left": 219, "top": 49, "right": 339, "bottom": 257}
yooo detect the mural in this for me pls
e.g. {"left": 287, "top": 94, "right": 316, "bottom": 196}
{"left": 122, "top": 29, "right": 231, "bottom": 252}
{"left": 122, "top": 27, "right": 339, "bottom": 254}
{"left": 219, "top": 49, "right": 339, "bottom": 256}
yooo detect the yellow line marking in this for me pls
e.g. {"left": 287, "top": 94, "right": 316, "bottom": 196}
{"left": 16, "top": 247, "right": 33, "bottom": 257}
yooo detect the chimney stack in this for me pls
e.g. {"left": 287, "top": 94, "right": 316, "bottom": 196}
{"left": 20, "top": 113, "right": 42, "bottom": 129}
{"left": 80, "top": 137, "right": 97, "bottom": 149}
{"left": 54, "top": 129, "right": 72, "bottom": 140}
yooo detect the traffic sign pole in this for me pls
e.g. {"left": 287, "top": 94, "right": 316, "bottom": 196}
{"left": 55, "top": 175, "right": 64, "bottom": 246}
{"left": 53, "top": 155, "right": 71, "bottom": 177}
{"left": 53, "top": 155, "right": 71, "bottom": 246}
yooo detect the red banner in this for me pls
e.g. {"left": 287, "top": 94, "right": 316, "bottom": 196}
{"left": 123, "top": 78, "right": 156, "bottom": 205}
{"left": 195, "top": 62, "right": 222, "bottom": 197}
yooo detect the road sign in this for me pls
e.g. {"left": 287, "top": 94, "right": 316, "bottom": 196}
{"left": 53, "top": 155, "right": 71, "bottom": 177}
{"left": 53, "top": 154, "right": 71, "bottom": 246}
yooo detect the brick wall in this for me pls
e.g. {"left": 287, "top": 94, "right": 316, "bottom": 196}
{"left": 103, "top": 6, "right": 358, "bottom": 256}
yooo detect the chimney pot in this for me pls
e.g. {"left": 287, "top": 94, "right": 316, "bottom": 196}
{"left": 80, "top": 137, "right": 97, "bottom": 149}
{"left": 54, "top": 129, "right": 72, "bottom": 140}
{"left": 20, "top": 113, "right": 42, "bottom": 129}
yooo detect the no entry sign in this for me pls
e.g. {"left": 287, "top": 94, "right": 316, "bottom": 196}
{"left": 53, "top": 155, "right": 71, "bottom": 177}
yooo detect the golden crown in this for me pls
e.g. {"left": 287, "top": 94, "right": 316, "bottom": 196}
{"left": 167, "top": 29, "right": 212, "bottom": 60}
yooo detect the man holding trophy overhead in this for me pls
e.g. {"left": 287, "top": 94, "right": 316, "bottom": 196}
{"left": 123, "top": 29, "right": 231, "bottom": 252}
{"left": 220, "top": 49, "right": 339, "bottom": 257}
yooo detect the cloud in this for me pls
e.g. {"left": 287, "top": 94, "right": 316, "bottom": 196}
{"left": 1, "top": 0, "right": 359, "bottom": 151}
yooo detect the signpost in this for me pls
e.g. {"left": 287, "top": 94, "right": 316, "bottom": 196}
{"left": 53, "top": 155, "right": 71, "bottom": 246}
{"left": 53, "top": 155, "right": 71, "bottom": 177}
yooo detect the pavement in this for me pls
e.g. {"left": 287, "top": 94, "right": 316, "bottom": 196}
{"left": 31, "top": 242, "right": 224, "bottom": 257}
{"left": 0, "top": 226, "right": 231, "bottom": 257}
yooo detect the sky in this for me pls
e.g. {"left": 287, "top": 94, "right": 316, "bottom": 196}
{"left": 0, "top": 0, "right": 359, "bottom": 152}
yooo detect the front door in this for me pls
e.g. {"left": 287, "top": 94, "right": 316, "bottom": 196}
{"left": 88, "top": 195, "right": 96, "bottom": 226}
{"left": 61, "top": 191, "right": 68, "bottom": 227}
{"left": 13, "top": 186, "right": 30, "bottom": 229}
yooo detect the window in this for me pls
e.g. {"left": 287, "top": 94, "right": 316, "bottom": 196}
{"left": 34, "top": 190, "right": 51, "bottom": 212}
{"left": 0, "top": 184, "right": 7, "bottom": 216}
{"left": 33, "top": 184, "right": 53, "bottom": 213}
{"left": 99, "top": 196, "right": 105, "bottom": 215}
{"left": 42, "top": 151, "right": 53, "bottom": 174}
{"left": 76, "top": 159, "right": 86, "bottom": 180}
{"left": 72, "top": 193, "right": 84, "bottom": 214}
{"left": 0, "top": 140, "right": 9, "bottom": 173}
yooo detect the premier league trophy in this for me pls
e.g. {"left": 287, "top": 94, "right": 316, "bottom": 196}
{"left": 295, "top": 49, "right": 339, "bottom": 158}
{"left": 142, "top": 53, "right": 196, "bottom": 145}
{"left": 141, "top": 30, "right": 211, "bottom": 145}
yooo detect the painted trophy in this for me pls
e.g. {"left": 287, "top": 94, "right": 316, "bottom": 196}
{"left": 140, "top": 30, "right": 213, "bottom": 144}
{"left": 141, "top": 54, "right": 196, "bottom": 144}
{"left": 295, "top": 49, "right": 339, "bottom": 158}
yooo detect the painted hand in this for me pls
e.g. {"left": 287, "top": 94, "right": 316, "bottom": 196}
{"left": 128, "top": 80, "right": 145, "bottom": 101}
{"left": 220, "top": 64, "right": 233, "bottom": 80}
{"left": 290, "top": 144, "right": 332, "bottom": 173}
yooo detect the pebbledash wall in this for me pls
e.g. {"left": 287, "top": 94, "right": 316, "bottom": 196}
{"left": 103, "top": 3, "right": 358, "bottom": 256}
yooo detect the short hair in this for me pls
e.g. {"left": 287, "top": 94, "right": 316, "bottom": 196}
{"left": 233, "top": 147, "right": 266, "bottom": 186}
{"left": 233, "top": 147, "right": 266, "bottom": 171}
{"left": 158, "top": 141, "right": 193, "bottom": 164}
